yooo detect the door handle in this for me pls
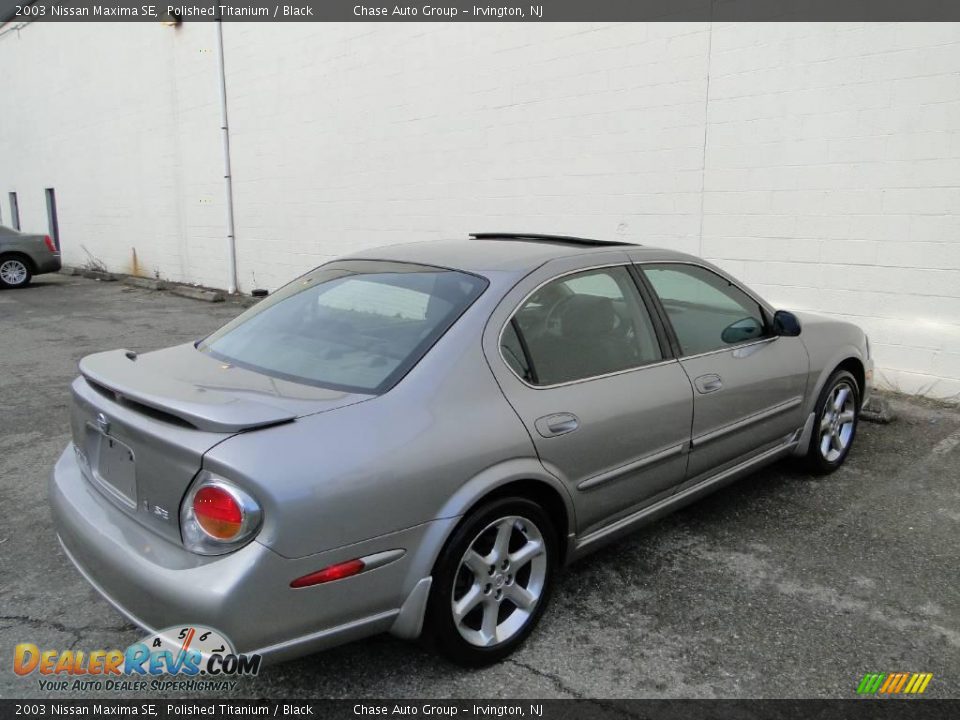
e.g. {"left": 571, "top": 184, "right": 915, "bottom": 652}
{"left": 535, "top": 412, "right": 580, "bottom": 438}
{"left": 694, "top": 373, "right": 723, "bottom": 394}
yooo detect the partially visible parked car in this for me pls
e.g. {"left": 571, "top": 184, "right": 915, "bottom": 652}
{"left": 0, "top": 225, "right": 61, "bottom": 288}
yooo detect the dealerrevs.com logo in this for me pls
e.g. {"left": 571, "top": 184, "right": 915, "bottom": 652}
{"left": 14, "top": 625, "right": 261, "bottom": 692}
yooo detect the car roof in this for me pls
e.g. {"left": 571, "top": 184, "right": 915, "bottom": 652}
{"left": 344, "top": 235, "right": 701, "bottom": 275}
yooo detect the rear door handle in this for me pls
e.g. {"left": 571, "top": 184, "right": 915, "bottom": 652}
{"left": 694, "top": 374, "right": 723, "bottom": 394}
{"left": 535, "top": 412, "right": 580, "bottom": 438}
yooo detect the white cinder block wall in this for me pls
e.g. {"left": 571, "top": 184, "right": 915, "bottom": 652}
{"left": 702, "top": 23, "right": 960, "bottom": 398}
{"left": 1, "top": 22, "right": 958, "bottom": 399}
{"left": 0, "top": 22, "right": 231, "bottom": 289}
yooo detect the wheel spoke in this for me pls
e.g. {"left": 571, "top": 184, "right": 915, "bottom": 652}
{"left": 833, "top": 387, "right": 849, "bottom": 411}
{"left": 820, "top": 413, "right": 832, "bottom": 431}
{"left": 479, "top": 600, "right": 499, "bottom": 645}
{"left": 452, "top": 583, "right": 484, "bottom": 623}
{"left": 492, "top": 520, "right": 514, "bottom": 562}
{"left": 820, "top": 434, "right": 832, "bottom": 456}
{"left": 509, "top": 539, "right": 544, "bottom": 570}
{"left": 831, "top": 429, "right": 843, "bottom": 451}
{"left": 838, "top": 410, "right": 855, "bottom": 424}
{"left": 463, "top": 549, "right": 489, "bottom": 578}
{"left": 505, "top": 583, "right": 536, "bottom": 610}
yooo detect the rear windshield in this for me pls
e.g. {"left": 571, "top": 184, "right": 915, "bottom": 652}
{"left": 199, "top": 260, "right": 488, "bottom": 393}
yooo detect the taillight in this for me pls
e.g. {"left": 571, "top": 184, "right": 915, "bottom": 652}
{"left": 193, "top": 485, "right": 243, "bottom": 540}
{"left": 43, "top": 235, "right": 56, "bottom": 253}
{"left": 181, "top": 474, "right": 261, "bottom": 555}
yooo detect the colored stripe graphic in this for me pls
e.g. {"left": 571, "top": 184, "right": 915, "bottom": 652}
{"left": 879, "top": 674, "right": 898, "bottom": 693}
{"left": 857, "top": 673, "right": 886, "bottom": 694}
{"left": 859, "top": 672, "right": 932, "bottom": 694}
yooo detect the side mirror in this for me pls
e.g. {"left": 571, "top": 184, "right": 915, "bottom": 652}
{"left": 721, "top": 316, "right": 765, "bottom": 344}
{"left": 773, "top": 310, "right": 802, "bottom": 337}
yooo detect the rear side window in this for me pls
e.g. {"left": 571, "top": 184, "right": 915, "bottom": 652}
{"left": 642, "top": 264, "right": 766, "bottom": 356}
{"left": 200, "top": 260, "right": 487, "bottom": 393}
{"left": 502, "top": 266, "right": 662, "bottom": 386}
{"left": 501, "top": 321, "right": 533, "bottom": 383}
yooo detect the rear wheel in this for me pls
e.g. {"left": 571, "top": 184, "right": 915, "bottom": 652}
{"left": 0, "top": 256, "right": 31, "bottom": 288}
{"left": 424, "top": 497, "right": 557, "bottom": 666}
{"left": 806, "top": 369, "right": 860, "bottom": 475}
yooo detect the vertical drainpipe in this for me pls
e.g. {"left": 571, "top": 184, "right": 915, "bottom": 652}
{"left": 215, "top": 18, "right": 239, "bottom": 295}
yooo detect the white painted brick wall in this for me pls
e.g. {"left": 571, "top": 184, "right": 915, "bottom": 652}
{"left": 0, "top": 22, "right": 230, "bottom": 289}
{"left": 1, "top": 22, "right": 958, "bottom": 398}
{"left": 702, "top": 22, "right": 960, "bottom": 399}
{"left": 219, "top": 23, "right": 714, "bottom": 290}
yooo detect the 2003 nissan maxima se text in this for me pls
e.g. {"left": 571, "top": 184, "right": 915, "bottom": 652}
{"left": 50, "top": 233, "right": 873, "bottom": 666}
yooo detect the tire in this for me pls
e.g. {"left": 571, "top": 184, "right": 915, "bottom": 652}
{"left": 0, "top": 256, "right": 32, "bottom": 289}
{"left": 424, "top": 496, "right": 558, "bottom": 667}
{"left": 806, "top": 369, "right": 860, "bottom": 475}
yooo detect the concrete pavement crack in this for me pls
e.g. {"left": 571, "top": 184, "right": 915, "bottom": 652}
{"left": 506, "top": 658, "right": 585, "bottom": 699}
{"left": 506, "top": 661, "right": 649, "bottom": 718}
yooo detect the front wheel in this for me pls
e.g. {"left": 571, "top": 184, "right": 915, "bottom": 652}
{"left": 806, "top": 369, "right": 860, "bottom": 475}
{"left": 424, "top": 497, "right": 557, "bottom": 666}
{"left": 0, "top": 257, "right": 32, "bottom": 289}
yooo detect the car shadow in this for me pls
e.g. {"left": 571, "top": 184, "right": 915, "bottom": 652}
{"left": 2, "top": 279, "right": 61, "bottom": 290}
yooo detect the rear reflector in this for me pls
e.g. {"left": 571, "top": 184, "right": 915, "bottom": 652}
{"left": 290, "top": 559, "right": 366, "bottom": 588}
{"left": 44, "top": 235, "right": 56, "bottom": 253}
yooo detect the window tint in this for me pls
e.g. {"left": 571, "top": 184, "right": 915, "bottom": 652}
{"left": 501, "top": 321, "right": 533, "bottom": 382}
{"left": 562, "top": 272, "right": 622, "bottom": 298}
{"left": 642, "top": 264, "right": 766, "bottom": 356}
{"left": 318, "top": 279, "right": 434, "bottom": 319}
{"left": 200, "top": 260, "right": 487, "bottom": 393}
{"left": 503, "top": 266, "right": 662, "bottom": 386}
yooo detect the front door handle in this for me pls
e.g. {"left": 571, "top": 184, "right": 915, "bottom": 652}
{"left": 694, "top": 373, "right": 723, "bottom": 394}
{"left": 535, "top": 412, "right": 580, "bottom": 438}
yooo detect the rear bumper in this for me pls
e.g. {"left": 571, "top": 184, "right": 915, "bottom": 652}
{"left": 35, "top": 253, "right": 61, "bottom": 275}
{"left": 50, "top": 444, "right": 447, "bottom": 661}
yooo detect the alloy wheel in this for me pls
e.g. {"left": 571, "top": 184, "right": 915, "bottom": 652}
{"left": 819, "top": 381, "right": 856, "bottom": 462}
{"left": 451, "top": 515, "right": 547, "bottom": 647}
{"left": 0, "top": 259, "right": 28, "bottom": 286}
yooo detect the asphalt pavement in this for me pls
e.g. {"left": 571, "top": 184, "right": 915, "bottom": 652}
{"left": 1, "top": 273, "right": 957, "bottom": 699}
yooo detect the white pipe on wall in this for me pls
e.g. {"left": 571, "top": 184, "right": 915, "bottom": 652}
{"left": 214, "top": 19, "right": 239, "bottom": 295}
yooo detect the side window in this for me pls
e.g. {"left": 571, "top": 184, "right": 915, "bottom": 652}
{"left": 501, "top": 321, "right": 533, "bottom": 382}
{"left": 642, "top": 264, "right": 766, "bottom": 356}
{"left": 501, "top": 266, "right": 662, "bottom": 386}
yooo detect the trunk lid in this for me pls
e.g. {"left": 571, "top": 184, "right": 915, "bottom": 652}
{"left": 70, "top": 343, "right": 371, "bottom": 544}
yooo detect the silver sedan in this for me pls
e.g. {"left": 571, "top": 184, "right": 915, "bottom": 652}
{"left": 0, "top": 225, "right": 62, "bottom": 288}
{"left": 50, "top": 233, "right": 872, "bottom": 666}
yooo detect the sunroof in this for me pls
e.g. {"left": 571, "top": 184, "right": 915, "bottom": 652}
{"left": 469, "top": 232, "right": 636, "bottom": 247}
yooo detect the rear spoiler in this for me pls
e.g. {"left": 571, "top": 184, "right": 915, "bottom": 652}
{"left": 78, "top": 349, "right": 296, "bottom": 433}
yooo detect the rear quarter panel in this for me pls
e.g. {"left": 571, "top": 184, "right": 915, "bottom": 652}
{"left": 201, "top": 270, "right": 567, "bottom": 563}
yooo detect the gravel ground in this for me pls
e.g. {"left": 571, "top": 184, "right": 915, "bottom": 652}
{"left": 1, "top": 273, "right": 958, "bottom": 699}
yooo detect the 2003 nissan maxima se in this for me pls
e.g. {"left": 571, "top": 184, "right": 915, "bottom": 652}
{"left": 51, "top": 233, "right": 872, "bottom": 666}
